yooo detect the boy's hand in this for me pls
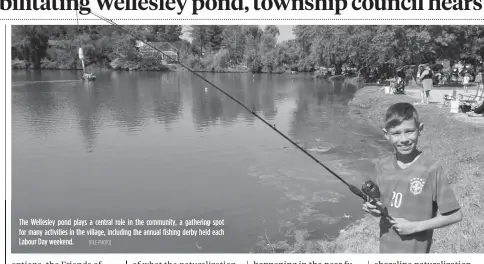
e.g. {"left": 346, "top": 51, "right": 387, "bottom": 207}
{"left": 362, "top": 202, "right": 381, "bottom": 217}
{"left": 390, "top": 218, "right": 419, "bottom": 235}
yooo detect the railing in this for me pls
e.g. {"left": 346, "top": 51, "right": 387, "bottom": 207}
{"left": 138, "top": 48, "right": 178, "bottom": 64}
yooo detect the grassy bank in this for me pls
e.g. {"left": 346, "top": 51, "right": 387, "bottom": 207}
{"left": 310, "top": 86, "right": 484, "bottom": 253}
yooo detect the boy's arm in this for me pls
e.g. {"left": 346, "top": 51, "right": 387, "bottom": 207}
{"left": 391, "top": 208, "right": 462, "bottom": 235}
{"left": 414, "top": 208, "right": 462, "bottom": 233}
{"left": 429, "top": 164, "right": 461, "bottom": 226}
{"left": 424, "top": 165, "right": 463, "bottom": 229}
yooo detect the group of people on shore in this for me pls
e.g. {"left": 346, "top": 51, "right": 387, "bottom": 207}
{"left": 388, "top": 64, "right": 434, "bottom": 102}
{"left": 388, "top": 63, "right": 484, "bottom": 116}
{"left": 418, "top": 65, "right": 484, "bottom": 116}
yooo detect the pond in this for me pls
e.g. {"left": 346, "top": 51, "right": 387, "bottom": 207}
{"left": 11, "top": 70, "right": 391, "bottom": 253}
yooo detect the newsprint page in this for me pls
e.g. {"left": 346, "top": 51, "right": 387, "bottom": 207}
{"left": 2, "top": 1, "right": 484, "bottom": 264}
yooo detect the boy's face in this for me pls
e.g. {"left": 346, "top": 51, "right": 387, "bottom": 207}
{"left": 383, "top": 119, "right": 423, "bottom": 156}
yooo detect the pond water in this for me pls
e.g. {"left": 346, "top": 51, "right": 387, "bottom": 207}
{"left": 11, "top": 70, "right": 391, "bottom": 253}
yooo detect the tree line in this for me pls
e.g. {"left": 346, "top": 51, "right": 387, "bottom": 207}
{"left": 11, "top": 25, "right": 484, "bottom": 76}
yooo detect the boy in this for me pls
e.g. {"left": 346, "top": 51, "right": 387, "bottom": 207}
{"left": 362, "top": 102, "right": 462, "bottom": 253}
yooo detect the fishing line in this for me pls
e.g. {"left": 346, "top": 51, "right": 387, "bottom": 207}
{"left": 88, "top": 11, "right": 367, "bottom": 200}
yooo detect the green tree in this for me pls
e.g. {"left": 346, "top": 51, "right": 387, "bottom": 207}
{"left": 150, "top": 25, "right": 183, "bottom": 42}
{"left": 242, "top": 26, "right": 263, "bottom": 72}
{"left": 189, "top": 25, "right": 207, "bottom": 56}
{"left": 221, "top": 26, "right": 245, "bottom": 64}
{"left": 12, "top": 26, "right": 50, "bottom": 69}
{"left": 258, "top": 26, "right": 281, "bottom": 72}
{"left": 205, "top": 26, "right": 224, "bottom": 53}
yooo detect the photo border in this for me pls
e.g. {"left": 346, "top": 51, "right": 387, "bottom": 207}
{"left": 3, "top": 15, "right": 484, "bottom": 263}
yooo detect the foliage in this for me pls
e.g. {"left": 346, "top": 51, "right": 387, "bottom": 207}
{"left": 11, "top": 25, "right": 484, "bottom": 74}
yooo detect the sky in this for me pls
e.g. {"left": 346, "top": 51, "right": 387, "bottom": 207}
{"left": 181, "top": 25, "right": 295, "bottom": 43}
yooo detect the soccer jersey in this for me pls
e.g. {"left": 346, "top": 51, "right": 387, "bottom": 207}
{"left": 374, "top": 152, "right": 460, "bottom": 253}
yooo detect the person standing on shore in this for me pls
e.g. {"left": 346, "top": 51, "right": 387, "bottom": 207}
{"left": 362, "top": 103, "right": 463, "bottom": 253}
{"left": 475, "top": 71, "right": 483, "bottom": 94}
{"left": 416, "top": 65, "right": 423, "bottom": 88}
{"left": 405, "top": 68, "right": 413, "bottom": 86}
{"left": 463, "top": 72, "right": 470, "bottom": 93}
{"left": 419, "top": 65, "right": 433, "bottom": 104}
{"left": 394, "top": 70, "right": 405, "bottom": 94}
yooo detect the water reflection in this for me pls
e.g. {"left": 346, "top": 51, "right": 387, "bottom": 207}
{"left": 13, "top": 82, "right": 60, "bottom": 138}
{"left": 191, "top": 73, "right": 225, "bottom": 130}
{"left": 72, "top": 81, "right": 102, "bottom": 152}
{"left": 152, "top": 73, "right": 183, "bottom": 132}
{"left": 109, "top": 72, "right": 145, "bottom": 133}
{"left": 218, "top": 74, "right": 248, "bottom": 125}
{"left": 13, "top": 72, "right": 362, "bottom": 151}
{"left": 288, "top": 79, "right": 339, "bottom": 141}
{"left": 12, "top": 71, "right": 363, "bottom": 154}
{"left": 190, "top": 73, "right": 282, "bottom": 130}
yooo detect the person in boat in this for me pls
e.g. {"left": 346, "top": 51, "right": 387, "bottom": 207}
{"left": 82, "top": 72, "right": 94, "bottom": 79}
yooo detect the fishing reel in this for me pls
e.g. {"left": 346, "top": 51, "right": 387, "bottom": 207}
{"left": 361, "top": 180, "right": 392, "bottom": 220}
{"left": 362, "top": 180, "right": 381, "bottom": 203}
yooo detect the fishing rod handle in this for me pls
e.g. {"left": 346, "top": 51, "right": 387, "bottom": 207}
{"left": 348, "top": 184, "right": 367, "bottom": 200}
{"left": 363, "top": 196, "right": 392, "bottom": 220}
{"left": 373, "top": 201, "right": 393, "bottom": 220}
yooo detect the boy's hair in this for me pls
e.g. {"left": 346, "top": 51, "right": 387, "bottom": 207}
{"left": 384, "top": 102, "right": 420, "bottom": 130}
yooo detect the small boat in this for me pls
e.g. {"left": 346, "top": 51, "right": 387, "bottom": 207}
{"left": 79, "top": 47, "right": 96, "bottom": 82}
{"left": 82, "top": 73, "right": 96, "bottom": 81}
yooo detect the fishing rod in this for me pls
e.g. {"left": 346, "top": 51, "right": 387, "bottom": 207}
{"left": 88, "top": 12, "right": 391, "bottom": 219}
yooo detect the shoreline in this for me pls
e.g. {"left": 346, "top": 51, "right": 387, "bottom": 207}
{"left": 309, "top": 85, "right": 484, "bottom": 253}
{"left": 11, "top": 67, "right": 310, "bottom": 75}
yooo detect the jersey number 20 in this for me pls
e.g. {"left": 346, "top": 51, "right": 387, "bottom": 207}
{"left": 390, "top": 191, "right": 403, "bottom": 208}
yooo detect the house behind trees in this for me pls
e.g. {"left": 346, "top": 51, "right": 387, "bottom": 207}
{"left": 135, "top": 40, "right": 179, "bottom": 65}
